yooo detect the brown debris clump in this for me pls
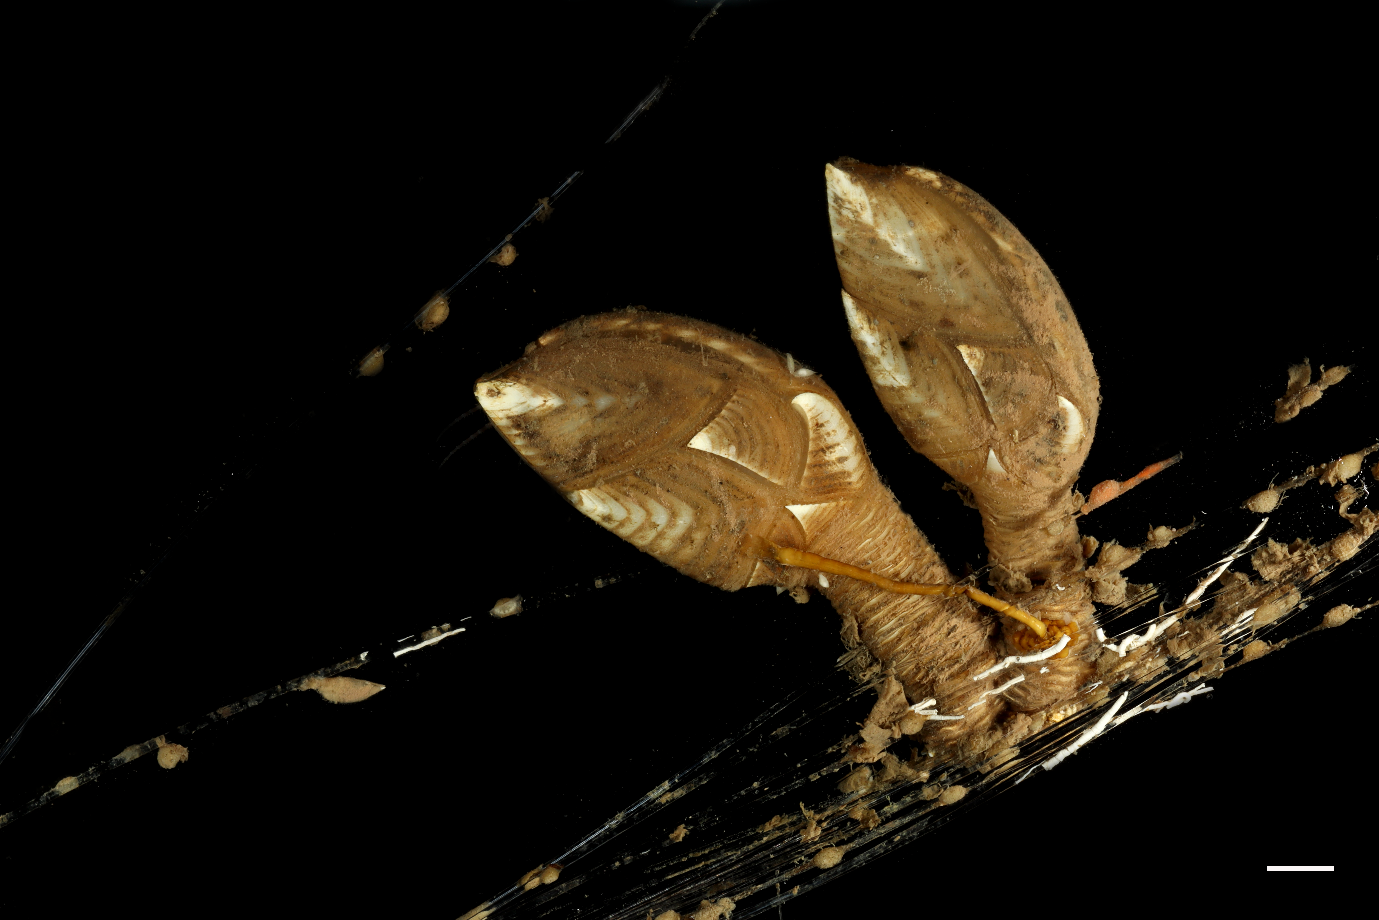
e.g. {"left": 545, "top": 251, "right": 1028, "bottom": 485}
{"left": 1252, "top": 539, "right": 1309, "bottom": 582}
{"left": 873, "top": 751, "right": 925, "bottom": 785}
{"left": 1318, "top": 447, "right": 1372, "bottom": 487}
{"left": 517, "top": 863, "right": 561, "bottom": 891}
{"left": 156, "top": 740, "right": 189, "bottom": 770}
{"left": 847, "top": 804, "right": 881, "bottom": 829}
{"left": 812, "top": 846, "right": 846, "bottom": 869}
{"left": 1085, "top": 541, "right": 1144, "bottom": 606}
{"left": 1322, "top": 605, "right": 1359, "bottom": 629}
{"left": 798, "top": 804, "right": 822, "bottom": 843}
{"left": 938, "top": 785, "right": 968, "bottom": 806}
{"left": 1144, "top": 522, "right": 1195, "bottom": 549}
{"left": 836, "top": 767, "right": 873, "bottom": 795}
{"left": 846, "top": 677, "right": 910, "bottom": 763}
{"left": 356, "top": 345, "right": 387, "bottom": 377}
{"left": 1274, "top": 360, "right": 1350, "bottom": 422}
{"left": 300, "top": 676, "right": 385, "bottom": 704}
{"left": 1244, "top": 488, "right": 1282, "bottom": 513}
{"left": 414, "top": 291, "right": 450, "bottom": 332}
{"left": 689, "top": 898, "right": 735, "bottom": 920}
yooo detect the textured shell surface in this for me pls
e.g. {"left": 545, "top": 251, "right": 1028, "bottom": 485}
{"left": 476, "top": 307, "right": 1015, "bottom": 751}
{"left": 828, "top": 159, "right": 1101, "bottom": 581}
{"left": 5, "top": 4, "right": 1372, "bottom": 917}
{"left": 478, "top": 311, "right": 875, "bottom": 590}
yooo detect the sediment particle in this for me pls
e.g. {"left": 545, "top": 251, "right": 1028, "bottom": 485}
{"left": 1319, "top": 450, "right": 1366, "bottom": 486}
{"left": 874, "top": 751, "right": 923, "bottom": 784}
{"left": 837, "top": 767, "right": 873, "bottom": 794}
{"left": 1245, "top": 489, "right": 1280, "bottom": 513}
{"left": 156, "top": 743, "right": 189, "bottom": 770}
{"left": 301, "top": 676, "right": 385, "bottom": 704}
{"left": 1144, "top": 523, "right": 1194, "bottom": 548}
{"left": 690, "top": 897, "right": 734, "bottom": 920}
{"left": 848, "top": 804, "right": 881, "bottom": 829}
{"left": 1253, "top": 588, "right": 1301, "bottom": 627}
{"left": 1252, "top": 539, "right": 1301, "bottom": 582}
{"left": 1240, "top": 640, "right": 1271, "bottom": 663}
{"left": 415, "top": 291, "right": 450, "bottom": 332}
{"left": 490, "top": 243, "right": 518, "bottom": 266}
{"left": 357, "top": 346, "right": 386, "bottom": 377}
{"left": 813, "top": 846, "right": 846, "bottom": 869}
{"left": 518, "top": 864, "right": 549, "bottom": 890}
{"left": 799, "top": 804, "right": 821, "bottom": 843}
{"left": 1274, "top": 361, "right": 1349, "bottom": 422}
{"left": 112, "top": 743, "right": 143, "bottom": 765}
{"left": 938, "top": 785, "right": 968, "bottom": 806}
{"left": 1322, "top": 605, "right": 1358, "bottom": 629}
{"left": 979, "top": 746, "right": 1019, "bottom": 773}
{"left": 898, "top": 711, "right": 927, "bottom": 735}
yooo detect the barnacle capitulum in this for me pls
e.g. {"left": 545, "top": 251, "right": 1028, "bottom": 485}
{"left": 825, "top": 158, "right": 1099, "bottom": 585}
{"left": 474, "top": 161, "right": 1374, "bottom": 784}
{"left": 475, "top": 310, "right": 1012, "bottom": 756}
{"left": 825, "top": 159, "right": 1113, "bottom": 724}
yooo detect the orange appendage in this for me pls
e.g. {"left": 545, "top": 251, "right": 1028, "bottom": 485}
{"left": 1010, "top": 617, "right": 1080, "bottom": 659}
{"left": 748, "top": 536, "right": 1048, "bottom": 638}
{"left": 1080, "top": 452, "right": 1182, "bottom": 515}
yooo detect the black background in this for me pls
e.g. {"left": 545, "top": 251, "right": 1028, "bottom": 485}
{"left": 4, "top": 1, "right": 1372, "bottom": 913}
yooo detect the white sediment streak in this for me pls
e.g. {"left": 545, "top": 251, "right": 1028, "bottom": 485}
{"left": 1142, "top": 685, "right": 1212, "bottom": 711}
{"left": 1099, "top": 613, "right": 1179, "bottom": 658}
{"left": 908, "top": 697, "right": 964, "bottom": 721}
{"left": 1183, "top": 517, "right": 1269, "bottom": 608}
{"left": 970, "top": 634, "right": 1071, "bottom": 680}
{"left": 1043, "top": 692, "right": 1128, "bottom": 770}
{"left": 1221, "top": 608, "right": 1257, "bottom": 639}
{"left": 1111, "top": 685, "right": 1213, "bottom": 728}
{"left": 393, "top": 627, "right": 466, "bottom": 658}
{"left": 969, "top": 675, "right": 1025, "bottom": 709}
